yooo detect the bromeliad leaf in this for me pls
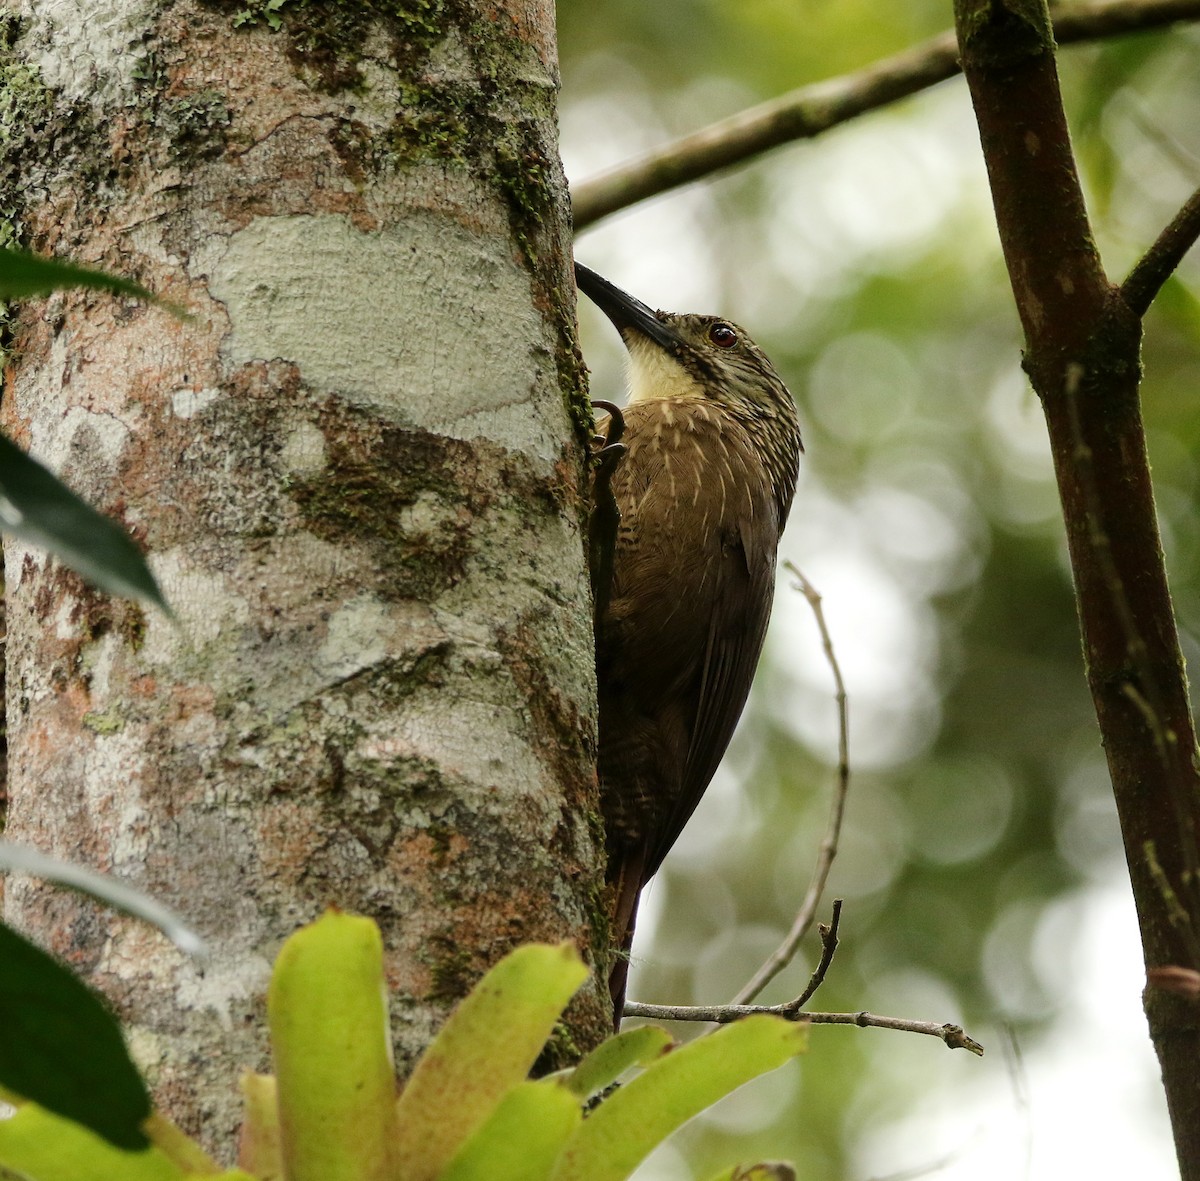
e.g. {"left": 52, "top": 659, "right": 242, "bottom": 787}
{"left": 564, "top": 1025, "right": 673, "bottom": 1100}
{"left": 0, "top": 923, "right": 151, "bottom": 1151}
{"left": 393, "top": 942, "right": 588, "bottom": 1181}
{"left": 439, "top": 1080, "right": 582, "bottom": 1181}
{"left": 268, "top": 911, "right": 398, "bottom": 1181}
{"left": 237, "top": 1073, "right": 282, "bottom": 1180}
{"left": 0, "top": 432, "right": 168, "bottom": 611}
{"left": 0, "top": 1102, "right": 257, "bottom": 1181}
{"left": 549, "top": 1015, "right": 806, "bottom": 1181}
{"left": 0, "top": 1104, "right": 177, "bottom": 1181}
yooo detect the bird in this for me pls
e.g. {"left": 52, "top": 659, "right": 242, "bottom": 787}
{"left": 575, "top": 261, "right": 804, "bottom": 1023}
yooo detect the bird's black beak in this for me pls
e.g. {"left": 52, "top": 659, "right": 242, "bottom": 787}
{"left": 575, "top": 262, "right": 682, "bottom": 352}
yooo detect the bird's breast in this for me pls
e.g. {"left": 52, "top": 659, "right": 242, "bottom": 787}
{"left": 613, "top": 400, "right": 776, "bottom": 553}
{"left": 600, "top": 400, "right": 778, "bottom": 673}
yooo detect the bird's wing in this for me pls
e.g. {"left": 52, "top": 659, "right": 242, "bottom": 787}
{"left": 641, "top": 495, "right": 779, "bottom": 881}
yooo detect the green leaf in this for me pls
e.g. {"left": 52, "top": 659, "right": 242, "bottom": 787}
{"left": 141, "top": 1111, "right": 224, "bottom": 1175}
{"left": 393, "top": 942, "right": 588, "bottom": 1181}
{"left": 0, "top": 1104, "right": 181, "bottom": 1181}
{"left": 0, "top": 923, "right": 151, "bottom": 1151}
{"left": 268, "top": 911, "right": 398, "bottom": 1181}
{"left": 237, "top": 1073, "right": 283, "bottom": 1181}
{"left": 565, "top": 1025, "right": 673, "bottom": 1099}
{"left": 440, "top": 1080, "right": 582, "bottom": 1181}
{"left": 0, "top": 431, "right": 169, "bottom": 611}
{"left": 550, "top": 1016, "right": 806, "bottom": 1181}
{"left": 0, "top": 246, "right": 158, "bottom": 303}
{"left": 0, "top": 842, "right": 204, "bottom": 957}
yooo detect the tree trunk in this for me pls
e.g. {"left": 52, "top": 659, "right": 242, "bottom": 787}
{"left": 0, "top": 0, "right": 607, "bottom": 1152}
{"left": 955, "top": 1, "right": 1200, "bottom": 1174}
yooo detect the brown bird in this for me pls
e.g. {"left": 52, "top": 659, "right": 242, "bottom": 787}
{"left": 576, "top": 262, "right": 803, "bottom": 1022}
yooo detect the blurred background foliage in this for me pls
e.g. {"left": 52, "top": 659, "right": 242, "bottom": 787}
{"left": 559, "top": 1, "right": 1200, "bottom": 1177}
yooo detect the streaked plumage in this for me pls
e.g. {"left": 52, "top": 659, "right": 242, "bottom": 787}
{"left": 576, "top": 263, "right": 803, "bottom": 1021}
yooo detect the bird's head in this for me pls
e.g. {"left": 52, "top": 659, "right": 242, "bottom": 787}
{"left": 574, "top": 262, "right": 796, "bottom": 424}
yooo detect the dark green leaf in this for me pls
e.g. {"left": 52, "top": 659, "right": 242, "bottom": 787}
{"left": 0, "top": 922, "right": 151, "bottom": 1150}
{"left": 0, "top": 246, "right": 157, "bottom": 303}
{"left": 0, "top": 843, "right": 205, "bottom": 957}
{"left": 0, "top": 432, "right": 169, "bottom": 611}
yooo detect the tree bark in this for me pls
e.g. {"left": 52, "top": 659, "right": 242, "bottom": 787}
{"left": 954, "top": 2, "right": 1200, "bottom": 1174}
{"left": 0, "top": 0, "right": 607, "bottom": 1152}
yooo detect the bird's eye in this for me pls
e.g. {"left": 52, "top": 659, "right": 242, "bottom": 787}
{"left": 708, "top": 322, "right": 737, "bottom": 348}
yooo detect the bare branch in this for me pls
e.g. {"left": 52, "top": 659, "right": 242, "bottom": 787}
{"left": 1121, "top": 184, "right": 1200, "bottom": 316}
{"left": 572, "top": 0, "right": 1200, "bottom": 230}
{"left": 954, "top": 0, "right": 1200, "bottom": 1162}
{"left": 805, "top": 1012, "right": 983, "bottom": 1055}
{"left": 730, "top": 564, "right": 850, "bottom": 1006}
{"left": 621, "top": 998, "right": 985, "bottom": 1055}
{"left": 1063, "top": 358, "right": 1200, "bottom": 958}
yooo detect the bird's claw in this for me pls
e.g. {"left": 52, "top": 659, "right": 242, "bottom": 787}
{"left": 594, "top": 440, "right": 627, "bottom": 478}
{"left": 591, "top": 400, "right": 625, "bottom": 449}
{"left": 589, "top": 401, "right": 626, "bottom": 627}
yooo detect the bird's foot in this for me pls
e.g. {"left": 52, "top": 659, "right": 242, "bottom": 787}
{"left": 591, "top": 399, "right": 626, "bottom": 450}
{"left": 589, "top": 401, "right": 626, "bottom": 625}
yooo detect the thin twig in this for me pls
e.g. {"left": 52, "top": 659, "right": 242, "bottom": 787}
{"left": 791, "top": 899, "right": 843, "bottom": 1009}
{"left": 730, "top": 562, "right": 850, "bottom": 1006}
{"left": 572, "top": 0, "right": 1200, "bottom": 230}
{"left": 1121, "top": 184, "right": 1200, "bottom": 316}
{"left": 621, "top": 999, "right": 985, "bottom": 1055}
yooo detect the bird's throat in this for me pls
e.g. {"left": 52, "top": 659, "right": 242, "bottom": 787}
{"left": 624, "top": 335, "right": 706, "bottom": 405}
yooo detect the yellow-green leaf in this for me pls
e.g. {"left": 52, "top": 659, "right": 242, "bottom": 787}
{"left": 550, "top": 1016, "right": 806, "bottom": 1181}
{"left": 393, "top": 942, "right": 588, "bottom": 1181}
{"left": 440, "top": 1080, "right": 582, "bottom": 1181}
{"left": 565, "top": 1026, "right": 673, "bottom": 1099}
{"left": 142, "top": 1112, "right": 221, "bottom": 1173}
{"left": 0, "top": 1103, "right": 183, "bottom": 1181}
{"left": 190, "top": 1173, "right": 261, "bottom": 1180}
{"left": 268, "top": 912, "right": 397, "bottom": 1181}
{"left": 237, "top": 1073, "right": 282, "bottom": 1181}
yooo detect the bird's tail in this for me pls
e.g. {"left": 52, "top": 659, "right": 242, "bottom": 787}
{"left": 607, "top": 849, "right": 646, "bottom": 1029}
